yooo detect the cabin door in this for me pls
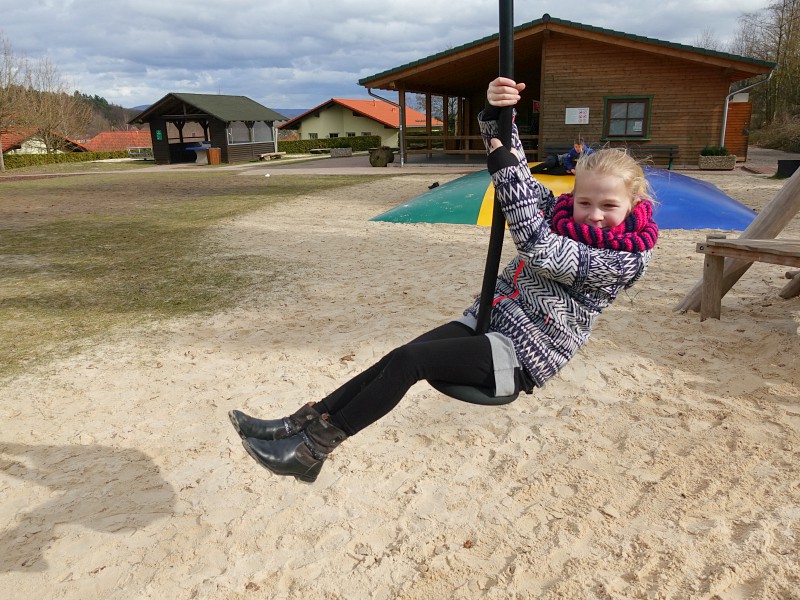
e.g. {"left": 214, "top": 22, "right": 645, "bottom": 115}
{"left": 724, "top": 101, "right": 752, "bottom": 162}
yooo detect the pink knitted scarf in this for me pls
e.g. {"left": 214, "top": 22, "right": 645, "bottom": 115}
{"left": 550, "top": 193, "right": 658, "bottom": 252}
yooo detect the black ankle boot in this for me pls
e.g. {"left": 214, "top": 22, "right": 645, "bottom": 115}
{"left": 228, "top": 402, "right": 318, "bottom": 441}
{"left": 242, "top": 415, "right": 348, "bottom": 483}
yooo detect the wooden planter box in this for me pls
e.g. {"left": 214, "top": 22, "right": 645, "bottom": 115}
{"left": 330, "top": 147, "right": 353, "bottom": 158}
{"left": 698, "top": 155, "right": 736, "bottom": 170}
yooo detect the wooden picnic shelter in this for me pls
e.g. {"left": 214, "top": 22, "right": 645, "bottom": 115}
{"left": 129, "top": 93, "right": 286, "bottom": 165}
{"left": 359, "top": 14, "right": 774, "bottom": 168}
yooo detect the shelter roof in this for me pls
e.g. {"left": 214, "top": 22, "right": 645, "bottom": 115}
{"left": 359, "top": 13, "right": 776, "bottom": 96}
{"left": 278, "top": 98, "right": 442, "bottom": 130}
{"left": 84, "top": 130, "right": 152, "bottom": 152}
{"left": 129, "top": 93, "right": 287, "bottom": 124}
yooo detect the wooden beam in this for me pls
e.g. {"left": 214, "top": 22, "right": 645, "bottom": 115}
{"left": 695, "top": 236, "right": 800, "bottom": 319}
{"left": 675, "top": 168, "right": 800, "bottom": 313}
{"left": 780, "top": 274, "right": 800, "bottom": 299}
{"left": 161, "top": 113, "right": 211, "bottom": 120}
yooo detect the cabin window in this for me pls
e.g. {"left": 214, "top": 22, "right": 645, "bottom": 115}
{"left": 361, "top": 131, "right": 370, "bottom": 137}
{"left": 346, "top": 132, "right": 356, "bottom": 137}
{"left": 329, "top": 133, "right": 339, "bottom": 138}
{"left": 308, "top": 133, "right": 318, "bottom": 139}
{"left": 602, "top": 96, "right": 652, "bottom": 140}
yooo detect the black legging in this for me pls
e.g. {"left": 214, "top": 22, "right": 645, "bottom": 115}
{"left": 315, "top": 321, "right": 495, "bottom": 435}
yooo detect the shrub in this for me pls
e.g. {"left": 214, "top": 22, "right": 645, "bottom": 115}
{"left": 277, "top": 135, "right": 381, "bottom": 154}
{"left": 2, "top": 151, "right": 128, "bottom": 169}
{"left": 749, "top": 117, "right": 800, "bottom": 153}
{"left": 700, "top": 145, "right": 729, "bottom": 156}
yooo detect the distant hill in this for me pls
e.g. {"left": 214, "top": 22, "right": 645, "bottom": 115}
{"left": 131, "top": 105, "right": 150, "bottom": 111}
{"left": 274, "top": 108, "right": 309, "bottom": 119}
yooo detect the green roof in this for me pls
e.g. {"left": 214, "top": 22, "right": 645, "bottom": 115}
{"left": 131, "top": 93, "right": 287, "bottom": 124}
{"left": 359, "top": 14, "right": 775, "bottom": 86}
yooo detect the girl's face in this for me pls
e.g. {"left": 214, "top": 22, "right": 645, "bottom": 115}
{"left": 572, "top": 170, "right": 634, "bottom": 229}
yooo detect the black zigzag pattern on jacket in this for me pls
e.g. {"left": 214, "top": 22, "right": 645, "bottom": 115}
{"left": 466, "top": 114, "right": 653, "bottom": 387}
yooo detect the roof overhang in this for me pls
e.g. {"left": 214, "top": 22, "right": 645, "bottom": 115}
{"left": 359, "top": 14, "right": 775, "bottom": 96}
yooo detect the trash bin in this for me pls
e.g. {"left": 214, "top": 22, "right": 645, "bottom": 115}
{"left": 208, "top": 148, "right": 221, "bottom": 165}
{"left": 777, "top": 159, "right": 800, "bottom": 178}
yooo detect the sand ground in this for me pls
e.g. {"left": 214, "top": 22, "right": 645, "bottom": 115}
{"left": 1, "top": 165, "right": 799, "bottom": 599}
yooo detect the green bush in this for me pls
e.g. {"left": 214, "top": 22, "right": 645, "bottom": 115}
{"left": 3, "top": 151, "right": 128, "bottom": 169}
{"left": 749, "top": 117, "right": 800, "bottom": 153}
{"left": 277, "top": 135, "right": 381, "bottom": 154}
{"left": 700, "top": 145, "right": 729, "bottom": 156}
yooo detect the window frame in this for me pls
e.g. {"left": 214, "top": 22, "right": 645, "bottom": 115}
{"left": 601, "top": 95, "right": 653, "bottom": 141}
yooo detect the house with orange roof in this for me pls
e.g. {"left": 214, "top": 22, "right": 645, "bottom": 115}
{"left": 277, "top": 98, "right": 442, "bottom": 148}
{"left": 1, "top": 128, "right": 88, "bottom": 154}
{"left": 83, "top": 130, "right": 152, "bottom": 152}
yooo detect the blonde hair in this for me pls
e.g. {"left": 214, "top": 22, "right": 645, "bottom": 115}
{"left": 575, "top": 148, "right": 654, "bottom": 205}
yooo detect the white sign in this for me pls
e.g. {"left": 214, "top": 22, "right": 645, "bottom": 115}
{"left": 565, "top": 107, "right": 589, "bottom": 125}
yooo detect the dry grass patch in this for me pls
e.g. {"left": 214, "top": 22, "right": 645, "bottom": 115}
{"left": 0, "top": 171, "right": 385, "bottom": 376}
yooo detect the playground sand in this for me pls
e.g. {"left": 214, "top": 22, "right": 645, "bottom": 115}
{"left": 1, "top": 170, "right": 798, "bottom": 599}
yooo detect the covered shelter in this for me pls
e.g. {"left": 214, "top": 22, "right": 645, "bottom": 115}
{"left": 129, "top": 94, "right": 286, "bottom": 165}
{"left": 359, "top": 14, "right": 775, "bottom": 168}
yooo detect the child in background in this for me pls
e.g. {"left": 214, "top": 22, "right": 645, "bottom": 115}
{"left": 230, "top": 77, "right": 658, "bottom": 483}
{"left": 530, "top": 139, "right": 594, "bottom": 175}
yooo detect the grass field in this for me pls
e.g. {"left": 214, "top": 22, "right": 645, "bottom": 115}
{"left": 0, "top": 169, "right": 385, "bottom": 377}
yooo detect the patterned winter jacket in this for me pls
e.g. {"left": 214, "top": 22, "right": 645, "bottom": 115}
{"left": 464, "top": 110, "right": 653, "bottom": 389}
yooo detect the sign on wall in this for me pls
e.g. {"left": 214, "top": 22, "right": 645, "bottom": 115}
{"left": 565, "top": 108, "right": 589, "bottom": 125}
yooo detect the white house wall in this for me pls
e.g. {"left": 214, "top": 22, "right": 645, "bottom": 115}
{"left": 7, "top": 138, "right": 61, "bottom": 154}
{"left": 298, "top": 106, "right": 398, "bottom": 147}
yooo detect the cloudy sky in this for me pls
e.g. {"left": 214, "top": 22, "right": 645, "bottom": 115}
{"left": 1, "top": 0, "right": 768, "bottom": 110}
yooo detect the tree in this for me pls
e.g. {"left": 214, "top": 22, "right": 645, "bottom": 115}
{"left": 409, "top": 93, "right": 459, "bottom": 135}
{"left": 25, "top": 56, "right": 91, "bottom": 152}
{"left": 0, "top": 32, "right": 30, "bottom": 171}
{"left": 1, "top": 34, "right": 92, "bottom": 166}
{"left": 80, "top": 92, "right": 137, "bottom": 134}
{"left": 733, "top": 0, "right": 800, "bottom": 126}
{"left": 693, "top": 27, "right": 725, "bottom": 51}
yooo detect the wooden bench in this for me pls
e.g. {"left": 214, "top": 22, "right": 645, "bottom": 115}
{"left": 542, "top": 144, "right": 679, "bottom": 170}
{"left": 626, "top": 145, "right": 679, "bottom": 170}
{"left": 259, "top": 152, "right": 286, "bottom": 161}
{"left": 309, "top": 148, "right": 330, "bottom": 154}
{"left": 696, "top": 236, "right": 800, "bottom": 320}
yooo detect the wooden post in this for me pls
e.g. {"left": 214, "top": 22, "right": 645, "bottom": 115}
{"left": 399, "top": 90, "right": 407, "bottom": 164}
{"left": 674, "top": 166, "right": 800, "bottom": 313}
{"left": 779, "top": 273, "right": 800, "bottom": 299}
{"left": 701, "top": 253, "right": 725, "bottom": 320}
{"left": 698, "top": 234, "right": 727, "bottom": 321}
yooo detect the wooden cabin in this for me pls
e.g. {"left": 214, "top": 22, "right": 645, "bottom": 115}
{"left": 359, "top": 14, "right": 775, "bottom": 168}
{"left": 128, "top": 94, "right": 286, "bottom": 165}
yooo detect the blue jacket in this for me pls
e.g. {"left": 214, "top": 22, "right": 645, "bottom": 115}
{"left": 561, "top": 145, "right": 594, "bottom": 171}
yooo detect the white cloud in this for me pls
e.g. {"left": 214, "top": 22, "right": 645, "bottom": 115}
{"left": 0, "top": 0, "right": 771, "bottom": 108}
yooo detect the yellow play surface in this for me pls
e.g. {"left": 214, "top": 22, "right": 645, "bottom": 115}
{"left": 476, "top": 166, "right": 575, "bottom": 226}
